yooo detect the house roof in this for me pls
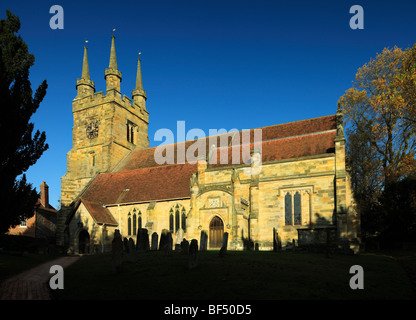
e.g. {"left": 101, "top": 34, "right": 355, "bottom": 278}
{"left": 35, "top": 199, "right": 57, "bottom": 213}
{"left": 79, "top": 114, "right": 337, "bottom": 224}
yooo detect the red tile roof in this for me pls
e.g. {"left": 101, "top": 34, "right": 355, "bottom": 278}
{"left": 80, "top": 115, "right": 337, "bottom": 224}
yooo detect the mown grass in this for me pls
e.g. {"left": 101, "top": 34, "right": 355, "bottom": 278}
{"left": 52, "top": 250, "right": 416, "bottom": 300}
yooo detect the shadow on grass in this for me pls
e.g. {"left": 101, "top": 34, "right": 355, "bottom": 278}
{"left": 52, "top": 250, "right": 416, "bottom": 300}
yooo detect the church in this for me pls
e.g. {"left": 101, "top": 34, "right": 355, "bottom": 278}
{"left": 56, "top": 36, "right": 360, "bottom": 254}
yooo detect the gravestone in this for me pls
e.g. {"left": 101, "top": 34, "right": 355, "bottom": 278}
{"left": 123, "top": 238, "right": 133, "bottom": 262}
{"left": 128, "top": 238, "right": 136, "bottom": 261}
{"left": 219, "top": 232, "right": 228, "bottom": 257}
{"left": 167, "top": 232, "right": 173, "bottom": 255}
{"left": 136, "top": 228, "right": 150, "bottom": 251}
{"left": 181, "top": 238, "right": 189, "bottom": 254}
{"left": 175, "top": 228, "right": 184, "bottom": 252}
{"left": 111, "top": 230, "right": 123, "bottom": 273}
{"left": 273, "top": 228, "right": 278, "bottom": 252}
{"left": 159, "top": 229, "right": 170, "bottom": 251}
{"left": 123, "top": 238, "right": 129, "bottom": 253}
{"left": 176, "top": 228, "right": 184, "bottom": 244}
{"left": 200, "top": 230, "right": 208, "bottom": 251}
{"left": 151, "top": 232, "right": 158, "bottom": 250}
{"left": 188, "top": 239, "right": 198, "bottom": 269}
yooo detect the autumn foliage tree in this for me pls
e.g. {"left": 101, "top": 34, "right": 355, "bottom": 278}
{"left": 338, "top": 46, "right": 416, "bottom": 244}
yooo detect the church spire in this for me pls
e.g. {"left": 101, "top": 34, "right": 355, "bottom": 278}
{"left": 132, "top": 52, "right": 147, "bottom": 110}
{"left": 76, "top": 42, "right": 95, "bottom": 98}
{"left": 105, "top": 31, "right": 122, "bottom": 93}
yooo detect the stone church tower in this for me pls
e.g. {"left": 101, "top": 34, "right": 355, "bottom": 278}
{"left": 57, "top": 36, "right": 149, "bottom": 246}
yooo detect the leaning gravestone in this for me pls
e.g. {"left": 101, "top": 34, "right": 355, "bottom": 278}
{"left": 188, "top": 239, "right": 198, "bottom": 269}
{"left": 151, "top": 232, "right": 158, "bottom": 250}
{"left": 219, "top": 232, "right": 229, "bottom": 257}
{"left": 200, "top": 230, "right": 208, "bottom": 251}
{"left": 111, "top": 230, "right": 123, "bottom": 273}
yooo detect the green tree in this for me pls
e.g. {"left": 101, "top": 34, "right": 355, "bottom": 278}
{"left": 0, "top": 10, "right": 48, "bottom": 233}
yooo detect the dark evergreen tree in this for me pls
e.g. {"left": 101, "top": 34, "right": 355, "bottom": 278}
{"left": 0, "top": 10, "right": 48, "bottom": 233}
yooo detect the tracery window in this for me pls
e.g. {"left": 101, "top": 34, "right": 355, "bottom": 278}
{"left": 168, "top": 203, "right": 187, "bottom": 233}
{"left": 283, "top": 188, "right": 311, "bottom": 226}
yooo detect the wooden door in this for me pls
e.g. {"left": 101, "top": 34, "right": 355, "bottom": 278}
{"left": 209, "top": 216, "right": 224, "bottom": 249}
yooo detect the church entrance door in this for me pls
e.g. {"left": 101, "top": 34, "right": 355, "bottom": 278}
{"left": 209, "top": 216, "right": 224, "bottom": 249}
{"left": 79, "top": 230, "right": 90, "bottom": 254}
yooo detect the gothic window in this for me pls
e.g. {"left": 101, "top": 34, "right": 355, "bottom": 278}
{"left": 285, "top": 193, "right": 292, "bottom": 225}
{"left": 128, "top": 213, "right": 132, "bottom": 236}
{"left": 168, "top": 204, "right": 187, "bottom": 233}
{"left": 138, "top": 211, "right": 142, "bottom": 229}
{"left": 283, "top": 189, "right": 311, "bottom": 226}
{"left": 294, "top": 192, "right": 301, "bottom": 225}
{"left": 132, "top": 213, "right": 137, "bottom": 236}
{"left": 175, "top": 209, "right": 180, "bottom": 233}
{"left": 169, "top": 208, "right": 174, "bottom": 233}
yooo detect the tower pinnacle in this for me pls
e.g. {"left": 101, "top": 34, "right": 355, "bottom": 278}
{"left": 132, "top": 52, "right": 147, "bottom": 110}
{"left": 76, "top": 43, "right": 95, "bottom": 98}
{"left": 105, "top": 33, "right": 122, "bottom": 92}
{"left": 109, "top": 35, "right": 118, "bottom": 70}
{"left": 81, "top": 45, "right": 91, "bottom": 80}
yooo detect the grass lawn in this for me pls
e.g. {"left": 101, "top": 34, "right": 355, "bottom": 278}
{"left": 52, "top": 250, "right": 416, "bottom": 300}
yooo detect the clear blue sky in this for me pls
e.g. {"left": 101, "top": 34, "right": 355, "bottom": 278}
{"left": 1, "top": 0, "right": 416, "bottom": 209}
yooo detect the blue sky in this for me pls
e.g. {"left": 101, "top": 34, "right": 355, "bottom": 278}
{"left": 1, "top": 0, "right": 416, "bottom": 209}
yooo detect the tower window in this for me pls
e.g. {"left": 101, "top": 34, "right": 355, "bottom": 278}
{"left": 127, "top": 121, "right": 136, "bottom": 144}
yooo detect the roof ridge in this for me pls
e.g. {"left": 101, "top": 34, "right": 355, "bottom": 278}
{"left": 250, "top": 114, "right": 336, "bottom": 131}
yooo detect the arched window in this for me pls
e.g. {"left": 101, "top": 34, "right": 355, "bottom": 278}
{"left": 175, "top": 210, "right": 180, "bottom": 232}
{"left": 128, "top": 213, "right": 132, "bottom": 236}
{"left": 132, "top": 213, "right": 137, "bottom": 235}
{"left": 285, "top": 193, "right": 292, "bottom": 225}
{"left": 168, "top": 204, "right": 187, "bottom": 233}
{"left": 138, "top": 215, "right": 142, "bottom": 229}
{"left": 294, "top": 192, "right": 301, "bottom": 225}
{"left": 169, "top": 208, "right": 174, "bottom": 233}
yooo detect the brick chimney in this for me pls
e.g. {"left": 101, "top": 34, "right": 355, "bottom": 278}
{"left": 40, "top": 181, "right": 49, "bottom": 208}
